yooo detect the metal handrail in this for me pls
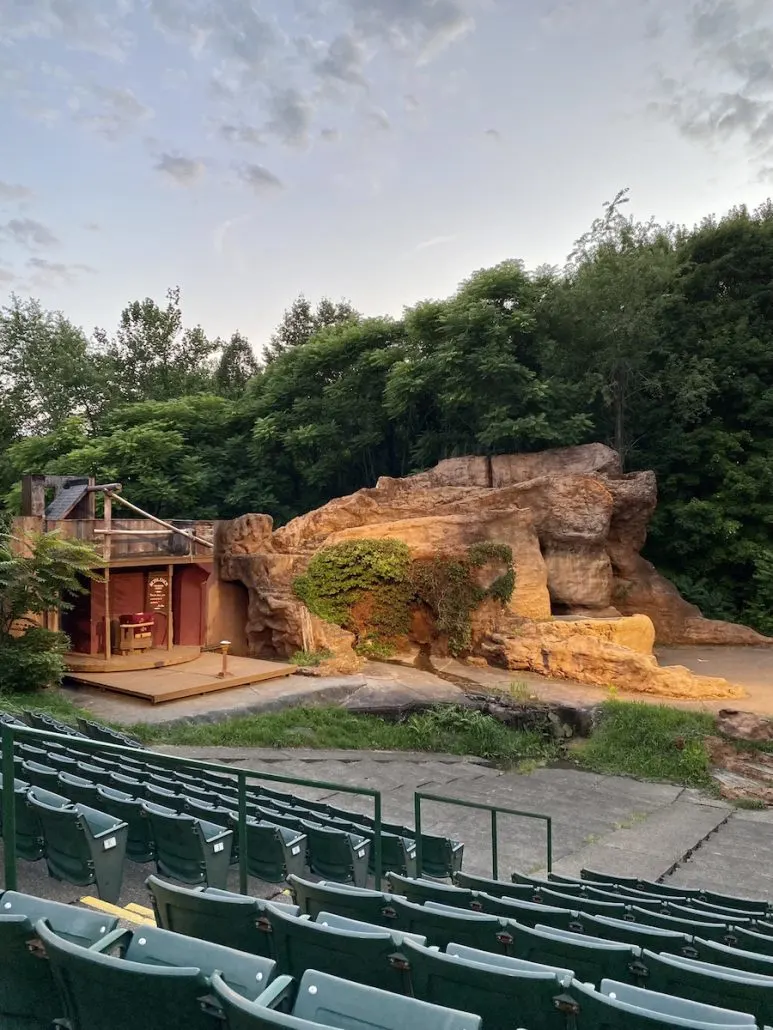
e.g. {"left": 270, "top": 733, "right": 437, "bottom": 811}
{"left": 1, "top": 723, "right": 383, "bottom": 892}
{"left": 413, "top": 791, "right": 552, "bottom": 880}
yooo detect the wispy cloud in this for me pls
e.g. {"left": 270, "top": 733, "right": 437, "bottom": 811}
{"left": 414, "top": 234, "right": 457, "bottom": 251}
{"left": 237, "top": 162, "right": 284, "bottom": 192}
{"left": 484, "top": 127, "right": 501, "bottom": 141}
{"left": 1, "top": 217, "right": 59, "bottom": 247}
{"left": 74, "top": 84, "right": 152, "bottom": 141}
{"left": 27, "top": 256, "right": 95, "bottom": 285}
{"left": 155, "top": 152, "right": 206, "bottom": 185}
{"left": 0, "top": 181, "right": 34, "bottom": 202}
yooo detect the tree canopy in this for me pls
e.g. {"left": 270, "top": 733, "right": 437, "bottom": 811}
{"left": 3, "top": 200, "right": 773, "bottom": 633}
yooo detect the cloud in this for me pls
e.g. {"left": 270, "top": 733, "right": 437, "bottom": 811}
{"left": 155, "top": 153, "right": 206, "bottom": 185}
{"left": 26, "top": 257, "right": 95, "bottom": 285}
{"left": 484, "top": 127, "right": 501, "bottom": 141}
{"left": 650, "top": 1, "right": 773, "bottom": 172}
{"left": 343, "top": 0, "right": 475, "bottom": 61}
{"left": 84, "top": 221, "right": 101, "bottom": 231}
{"left": 266, "top": 87, "right": 314, "bottom": 147}
{"left": 1, "top": 217, "right": 59, "bottom": 247}
{"left": 0, "top": 181, "right": 33, "bottom": 202}
{"left": 74, "top": 84, "right": 152, "bottom": 141}
{"left": 0, "top": 0, "right": 134, "bottom": 60}
{"left": 320, "top": 127, "right": 342, "bottom": 142}
{"left": 219, "top": 122, "right": 264, "bottom": 146}
{"left": 368, "top": 106, "right": 392, "bottom": 131}
{"left": 314, "top": 32, "right": 368, "bottom": 86}
{"left": 414, "top": 234, "right": 457, "bottom": 251}
{"left": 237, "top": 163, "right": 284, "bottom": 192}
{"left": 404, "top": 93, "right": 420, "bottom": 110}
{"left": 0, "top": 265, "right": 17, "bottom": 283}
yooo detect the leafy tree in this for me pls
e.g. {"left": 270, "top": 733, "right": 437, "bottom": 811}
{"left": 94, "top": 287, "right": 218, "bottom": 404}
{"left": 0, "top": 528, "right": 99, "bottom": 692}
{"left": 263, "top": 294, "right": 359, "bottom": 362}
{"left": 214, "top": 332, "right": 260, "bottom": 397}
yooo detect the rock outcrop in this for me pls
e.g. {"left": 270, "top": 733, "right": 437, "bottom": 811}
{"left": 216, "top": 444, "right": 766, "bottom": 698}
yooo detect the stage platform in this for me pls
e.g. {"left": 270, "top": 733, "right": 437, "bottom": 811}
{"left": 65, "top": 646, "right": 201, "bottom": 674}
{"left": 65, "top": 652, "right": 295, "bottom": 704}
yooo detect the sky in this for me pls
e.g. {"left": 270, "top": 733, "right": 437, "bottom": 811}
{"left": 1, "top": 0, "right": 773, "bottom": 354}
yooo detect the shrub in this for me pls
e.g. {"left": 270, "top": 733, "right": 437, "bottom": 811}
{"left": 0, "top": 627, "right": 69, "bottom": 694}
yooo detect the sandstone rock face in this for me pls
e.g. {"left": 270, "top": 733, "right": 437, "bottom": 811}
{"left": 216, "top": 443, "right": 766, "bottom": 697}
{"left": 716, "top": 709, "right": 773, "bottom": 742}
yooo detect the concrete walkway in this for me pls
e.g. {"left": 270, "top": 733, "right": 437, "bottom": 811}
{"left": 5, "top": 748, "right": 771, "bottom": 908}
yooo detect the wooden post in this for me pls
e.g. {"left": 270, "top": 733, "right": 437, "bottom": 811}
{"left": 104, "top": 567, "right": 112, "bottom": 662}
{"left": 103, "top": 492, "right": 112, "bottom": 563}
{"left": 167, "top": 564, "right": 174, "bottom": 651}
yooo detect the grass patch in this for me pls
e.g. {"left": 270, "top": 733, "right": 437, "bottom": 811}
{"left": 289, "top": 649, "right": 332, "bottom": 667}
{"left": 0, "top": 688, "right": 88, "bottom": 725}
{"left": 131, "top": 704, "right": 559, "bottom": 766}
{"left": 576, "top": 700, "right": 716, "bottom": 787}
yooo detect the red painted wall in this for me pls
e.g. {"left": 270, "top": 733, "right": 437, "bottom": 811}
{"left": 173, "top": 564, "right": 210, "bottom": 646}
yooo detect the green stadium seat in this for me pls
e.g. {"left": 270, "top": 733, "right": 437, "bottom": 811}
{"left": 315, "top": 910, "right": 427, "bottom": 946}
{"left": 76, "top": 717, "right": 142, "bottom": 748}
{"left": 697, "top": 889, "right": 771, "bottom": 916}
{"left": 642, "top": 949, "right": 773, "bottom": 1027}
{"left": 94, "top": 786, "right": 155, "bottom": 864}
{"left": 420, "top": 833, "right": 464, "bottom": 879}
{"left": 56, "top": 771, "right": 101, "bottom": 807}
{"left": 473, "top": 891, "right": 580, "bottom": 930}
{"left": 667, "top": 901, "right": 753, "bottom": 925}
{"left": 387, "top": 873, "right": 478, "bottom": 909}
{"left": 212, "top": 967, "right": 482, "bottom": 1030}
{"left": 141, "top": 801, "right": 233, "bottom": 887}
{"left": 262, "top": 903, "right": 411, "bottom": 992}
{"left": 533, "top": 887, "right": 628, "bottom": 916}
{"left": 446, "top": 942, "right": 574, "bottom": 979}
{"left": 372, "top": 832, "right": 417, "bottom": 878}
{"left": 395, "top": 898, "right": 512, "bottom": 952}
{"left": 302, "top": 821, "right": 370, "bottom": 887}
{"left": 182, "top": 782, "right": 221, "bottom": 805}
{"left": 20, "top": 760, "right": 60, "bottom": 790}
{"left": 46, "top": 751, "right": 81, "bottom": 774}
{"left": 38, "top": 917, "right": 276, "bottom": 1030}
{"left": 628, "top": 906, "right": 738, "bottom": 944}
{"left": 515, "top": 923, "right": 644, "bottom": 986}
{"left": 27, "top": 788, "right": 129, "bottom": 903}
{"left": 401, "top": 937, "right": 572, "bottom": 1030}
{"left": 241, "top": 820, "right": 308, "bottom": 883}
{"left": 144, "top": 783, "right": 188, "bottom": 812}
{"left": 455, "top": 871, "right": 539, "bottom": 900}
{"left": 571, "top": 977, "right": 755, "bottom": 1029}
{"left": 0, "top": 891, "right": 118, "bottom": 1030}
{"left": 288, "top": 874, "right": 395, "bottom": 925}
{"left": 692, "top": 935, "right": 773, "bottom": 977}
{"left": 0, "top": 776, "right": 45, "bottom": 861}
{"left": 733, "top": 925, "right": 773, "bottom": 956}
{"left": 147, "top": 875, "right": 297, "bottom": 957}
{"left": 581, "top": 912, "right": 695, "bottom": 956}
{"left": 76, "top": 761, "right": 116, "bottom": 787}
{"left": 690, "top": 898, "right": 769, "bottom": 920}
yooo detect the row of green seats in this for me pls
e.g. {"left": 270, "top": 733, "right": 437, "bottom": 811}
{"left": 148, "top": 878, "right": 771, "bottom": 1029}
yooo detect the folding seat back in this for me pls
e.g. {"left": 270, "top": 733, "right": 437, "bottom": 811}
{"left": 395, "top": 898, "right": 512, "bottom": 953}
{"left": 264, "top": 904, "right": 409, "bottom": 992}
{"left": 76, "top": 717, "right": 142, "bottom": 747}
{"left": 241, "top": 820, "right": 307, "bottom": 883}
{"left": 473, "top": 891, "right": 579, "bottom": 930}
{"left": 38, "top": 919, "right": 220, "bottom": 1030}
{"left": 402, "top": 937, "right": 572, "bottom": 1030}
{"left": 642, "top": 948, "right": 773, "bottom": 1027}
{"left": 0, "top": 892, "right": 118, "bottom": 1030}
{"left": 315, "top": 910, "right": 427, "bottom": 945}
{"left": 447, "top": 943, "right": 573, "bottom": 979}
{"left": 288, "top": 873, "right": 395, "bottom": 925}
{"left": 145, "top": 783, "right": 188, "bottom": 812}
{"left": 28, "top": 789, "right": 129, "bottom": 904}
{"left": 57, "top": 771, "right": 101, "bottom": 807}
{"left": 212, "top": 968, "right": 482, "bottom": 1030}
{"left": 76, "top": 761, "right": 115, "bottom": 787}
{"left": 303, "top": 822, "right": 370, "bottom": 887}
{"left": 142, "top": 801, "right": 233, "bottom": 886}
{"left": 377, "top": 833, "right": 418, "bottom": 878}
{"left": 148, "top": 874, "right": 272, "bottom": 957}
{"left": 691, "top": 898, "right": 768, "bottom": 920}
{"left": 538, "top": 888, "right": 629, "bottom": 916}
{"left": 182, "top": 782, "right": 221, "bottom": 805}
{"left": 698, "top": 890, "right": 771, "bottom": 916}
{"left": 667, "top": 901, "right": 752, "bottom": 925}
{"left": 694, "top": 936, "right": 773, "bottom": 977}
{"left": 630, "top": 906, "right": 736, "bottom": 944}
{"left": 111, "top": 922, "right": 276, "bottom": 996}
{"left": 21, "top": 760, "right": 59, "bottom": 790}
{"left": 387, "top": 873, "right": 477, "bottom": 909}
{"left": 95, "top": 786, "right": 155, "bottom": 863}
{"left": 571, "top": 977, "right": 755, "bottom": 1029}
{"left": 0, "top": 775, "right": 45, "bottom": 860}
{"left": 513, "top": 923, "right": 644, "bottom": 987}
{"left": 419, "top": 833, "right": 464, "bottom": 879}
{"left": 582, "top": 912, "right": 695, "bottom": 956}
{"left": 733, "top": 925, "right": 773, "bottom": 956}
{"left": 47, "top": 751, "right": 81, "bottom": 774}
{"left": 455, "top": 871, "right": 545, "bottom": 900}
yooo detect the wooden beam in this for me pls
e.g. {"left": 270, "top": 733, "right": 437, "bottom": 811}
{"left": 104, "top": 568, "right": 112, "bottom": 661}
{"left": 167, "top": 564, "right": 174, "bottom": 652}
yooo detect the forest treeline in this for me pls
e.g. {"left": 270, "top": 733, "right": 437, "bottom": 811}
{"left": 2, "top": 192, "right": 773, "bottom": 633}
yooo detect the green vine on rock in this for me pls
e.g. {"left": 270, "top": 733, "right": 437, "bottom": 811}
{"left": 293, "top": 537, "right": 515, "bottom": 658}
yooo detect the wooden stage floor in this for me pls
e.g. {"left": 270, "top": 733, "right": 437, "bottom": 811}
{"left": 65, "top": 652, "right": 295, "bottom": 704}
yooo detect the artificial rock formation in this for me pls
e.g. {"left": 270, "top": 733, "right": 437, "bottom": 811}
{"left": 216, "top": 443, "right": 764, "bottom": 699}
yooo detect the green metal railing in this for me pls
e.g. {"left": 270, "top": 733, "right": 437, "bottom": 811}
{"left": 413, "top": 791, "right": 552, "bottom": 881}
{"left": 0, "top": 722, "right": 384, "bottom": 893}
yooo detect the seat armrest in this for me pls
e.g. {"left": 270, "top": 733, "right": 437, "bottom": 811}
{"left": 88, "top": 927, "right": 133, "bottom": 954}
{"left": 254, "top": 974, "right": 296, "bottom": 1010}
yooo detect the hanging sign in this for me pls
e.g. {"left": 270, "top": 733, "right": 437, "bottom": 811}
{"left": 147, "top": 574, "right": 170, "bottom": 613}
